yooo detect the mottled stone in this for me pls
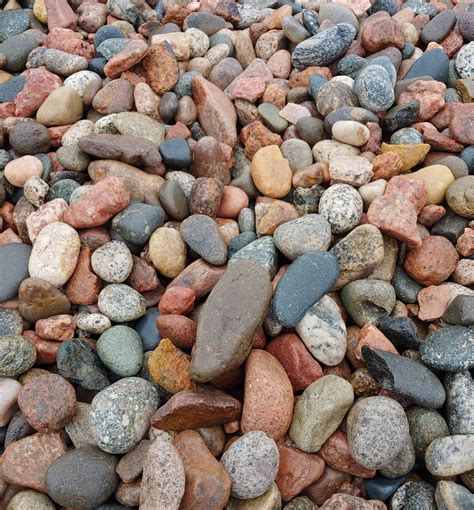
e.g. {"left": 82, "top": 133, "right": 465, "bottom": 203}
{"left": 425, "top": 435, "right": 474, "bottom": 477}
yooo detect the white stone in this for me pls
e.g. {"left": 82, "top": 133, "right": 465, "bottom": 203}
{"left": 91, "top": 241, "right": 133, "bottom": 283}
{"left": 332, "top": 120, "right": 370, "bottom": 146}
{"left": 358, "top": 179, "right": 387, "bottom": 210}
{"left": 329, "top": 155, "right": 374, "bottom": 187}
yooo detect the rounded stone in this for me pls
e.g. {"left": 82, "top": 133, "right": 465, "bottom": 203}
{"left": 46, "top": 447, "right": 118, "bottom": 508}
{"left": 406, "top": 406, "right": 449, "bottom": 459}
{"left": 28, "top": 222, "right": 81, "bottom": 287}
{"left": 6, "top": 490, "right": 55, "bottom": 510}
{"left": 91, "top": 240, "right": 133, "bottom": 283}
{"left": 97, "top": 325, "right": 143, "bottom": 377}
{"left": 221, "top": 431, "right": 280, "bottom": 500}
{"left": 332, "top": 120, "right": 370, "bottom": 146}
{"left": 354, "top": 65, "right": 394, "bottom": 112}
{"left": 90, "top": 377, "right": 159, "bottom": 454}
{"left": 4, "top": 155, "right": 43, "bottom": 188}
{"left": 0, "top": 309, "right": 23, "bottom": 336}
{"left": 9, "top": 121, "right": 50, "bottom": 155}
{"left": 0, "top": 335, "right": 36, "bottom": 377}
{"left": 18, "top": 374, "right": 76, "bottom": 433}
{"left": 97, "top": 284, "right": 146, "bottom": 322}
{"left": 446, "top": 176, "right": 474, "bottom": 219}
{"left": 76, "top": 313, "right": 111, "bottom": 335}
{"left": 318, "top": 183, "right": 363, "bottom": 234}
{"left": 148, "top": 227, "right": 187, "bottom": 278}
{"left": 455, "top": 42, "right": 474, "bottom": 80}
{"left": 347, "top": 396, "right": 410, "bottom": 470}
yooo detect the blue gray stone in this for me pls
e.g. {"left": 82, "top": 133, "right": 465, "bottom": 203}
{"left": 0, "top": 75, "right": 26, "bottom": 103}
{"left": 135, "top": 307, "right": 162, "bottom": 351}
{"left": 112, "top": 202, "right": 166, "bottom": 245}
{"left": 0, "top": 243, "right": 31, "bottom": 303}
{"left": 404, "top": 48, "right": 449, "bottom": 85}
{"left": 354, "top": 64, "right": 394, "bottom": 112}
{"left": 421, "top": 326, "right": 474, "bottom": 371}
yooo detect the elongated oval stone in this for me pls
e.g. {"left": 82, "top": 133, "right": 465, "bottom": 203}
{"left": 272, "top": 251, "right": 339, "bottom": 328}
{"left": 190, "top": 259, "right": 272, "bottom": 383}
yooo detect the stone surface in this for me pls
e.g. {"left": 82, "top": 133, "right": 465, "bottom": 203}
{"left": 0, "top": 243, "right": 31, "bottom": 303}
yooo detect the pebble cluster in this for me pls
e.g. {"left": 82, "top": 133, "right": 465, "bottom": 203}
{"left": 0, "top": 0, "right": 473, "bottom": 508}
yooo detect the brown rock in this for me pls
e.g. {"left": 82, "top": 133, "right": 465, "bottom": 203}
{"left": 361, "top": 14, "right": 404, "bottom": 52}
{"left": 225, "top": 58, "right": 273, "bottom": 103}
{"left": 289, "top": 67, "right": 332, "bottom": 88}
{"left": 18, "top": 278, "right": 70, "bottom": 322}
{"left": 258, "top": 200, "right": 299, "bottom": 236}
{"left": 173, "top": 430, "right": 231, "bottom": 509}
{"left": 168, "top": 258, "right": 226, "bottom": 300}
{"left": 24, "top": 330, "right": 60, "bottom": 365}
{"left": 142, "top": 41, "right": 179, "bottom": 94}
{"left": 191, "top": 136, "right": 232, "bottom": 184}
{"left": 240, "top": 120, "right": 282, "bottom": 159}
{"left": 151, "top": 387, "right": 241, "bottom": 430}
{"left": 304, "top": 465, "right": 352, "bottom": 506}
{"left": 116, "top": 440, "right": 150, "bottom": 483}
{"left": 398, "top": 80, "right": 446, "bottom": 121}
{"left": 35, "top": 314, "right": 75, "bottom": 341}
{"left": 116, "top": 480, "right": 141, "bottom": 507}
{"left": 192, "top": 76, "right": 238, "bottom": 147}
{"left": 91, "top": 79, "right": 134, "bottom": 114}
{"left": 104, "top": 40, "right": 149, "bottom": 79}
{"left": 241, "top": 350, "right": 294, "bottom": 441}
{"left": 417, "top": 284, "right": 452, "bottom": 321}
{"left": 418, "top": 204, "right": 446, "bottom": 227}
{"left": 189, "top": 177, "right": 225, "bottom": 217}
{"left": 18, "top": 374, "right": 76, "bottom": 433}
{"left": 449, "top": 103, "right": 474, "bottom": 145}
{"left": 456, "top": 228, "right": 474, "bottom": 257}
{"left": 156, "top": 314, "right": 196, "bottom": 351}
{"left": 79, "top": 227, "right": 111, "bottom": 250}
{"left": 66, "top": 246, "right": 102, "bottom": 305}
{"left": 355, "top": 324, "right": 398, "bottom": 362}
{"left": 147, "top": 338, "right": 196, "bottom": 394}
{"left": 158, "top": 287, "right": 195, "bottom": 316}
{"left": 276, "top": 438, "right": 325, "bottom": 502}
{"left": 266, "top": 333, "right": 323, "bottom": 392}
{"left": 127, "top": 256, "right": 160, "bottom": 293}
{"left": 319, "top": 432, "right": 376, "bottom": 478}
{"left": 367, "top": 193, "right": 422, "bottom": 247}
{"left": 1, "top": 432, "right": 67, "bottom": 491}
{"left": 320, "top": 493, "right": 387, "bottom": 510}
{"left": 351, "top": 367, "right": 380, "bottom": 397}
{"left": 404, "top": 235, "right": 459, "bottom": 286}
{"left": 64, "top": 176, "right": 130, "bottom": 229}
{"left": 372, "top": 152, "right": 403, "bottom": 180}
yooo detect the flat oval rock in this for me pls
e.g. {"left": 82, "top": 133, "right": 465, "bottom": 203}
{"left": 362, "top": 347, "right": 446, "bottom": 409}
{"left": 190, "top": 259, "right": 272, "bottom": 383}
{"left": 273, "top": 251, "right": 340, "bottom": 328}
{"left": 0, "top": 243, "right": 32, "bottom": 303}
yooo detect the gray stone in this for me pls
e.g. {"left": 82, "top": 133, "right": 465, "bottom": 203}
{"left": 221, "top": 431, "right": 279, "bottom": 499}
{"left": 443, "top": 295, "right": 474, "bottom": 325}
{"left": 354, "top": 64, "right": 394, "bottom": 112}
{"left": 390, "top": 127, "right": 424, "bottom": 145}
{"left": 0, "top": 335, "right": 36, "bottom": 377}
{"left": 112, "top": 202, "right": 166, "bottom": 244}
{"left": 43, "top": 49, "right": 88, "bottom": 76}
{"left": 0, "top": 33, "right": 37, "bottom": 73}
{"left": 289, "top": 375, "right": 354, "bottom": 452}
{"left": 97, "top": 325, "right": 143, "bottom": 377}
{"left": 190, "top": 260, "right": 272, "bottom": 383}
{"left": 98, "top": 284, "right": 146, "bottom": 322}
{"left": 406, "top": 406, "right": 449, "bottom": 461}
{"left": 435, "top": 480, "right": 474, "bottom": 510}
{"left": 295, "top": 295, "right": 346, "bottom": 366}
{"left": 0, "top": 10, "right": 30, "bottom": 43}
{"left": 0, "top": 309, "right": 23, "bottom": 336}
{"left": 347, "top": 396, "right": 409, "bottom": 470}
{"left": 226, "top": 483, "right": 282, "bottom": 509}
{"left": 391, "top": 481, "right": 436, "bottom": 510}
{"left": 90, "top": 377, "right": 159, "bottom": 454}
{"left": 283, "top": 496, "right": 318, "bottom": 510}
{"left": 318, "top": 184, "right": 363, "bottom": 234}
{"left": 379, "top": 438, "right": 415, "bottom": 479}
{"left": 272, "top": 251, "right": 340, "bottom": 328}
{"left": 425, "top": 435, "right": 474, "bottom": 477}
{"left": 91, "top": 241, "right": 133, "bottom": 283}
{"left": 0, "top": 243, "right": 31, "bottom": 303}
{"left": 391, "top": 265, "right": 423, "bottom": 304}
{"left": 445, "top": 371, "right": 474, "bottom": 435}
{"left": 421, "top": 10, "right": 457, "bottom": 44}
{"left": 229, "top": 235, "right": 278, "bottom": 278}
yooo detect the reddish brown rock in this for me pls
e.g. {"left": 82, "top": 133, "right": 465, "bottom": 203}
{"left": 63, "top": 177, "right": 130, "bottom": 229}
{"left": 192, "top": 76, "right": 238, "bottom": 147}
{"left": 404, "top": 235, "right": 459, "bottom": 286}
{"left": 417, "top": 285, "right": 452, "bottom": 321}
{"left": 258, "top": 200, "right": 299, "bottom": 236}
{"left": 79, "top": 227, "right": 112, "bottom": 250}
{"left": 456, "top": 228, "right": 474, "bottom": 257}
{"left": 361, "top": 14, "right": 404, "bottom": 52}
{"left": 398, "top": 80, "right": 446, "bottom": 121}
{"left": 158, "top": 287, "right": 194, "bottom": 317}
{"left": 241, "top": 349, "right": 294, "bottom": 441}
{"left": 43, "top": 28, "right": 94, "bottom": 59}
{"left": 18, "top": 374, "right": 76, "bottom": 433}
{"left": 116, "top": 480, "right": 141, "bottom": 507}
{"left": 189, "top": 177, "right": 225, "bottom": 217}
{"left": 240, "top": 120, "right": 282, "bottom": 159}
{"left": 46, "top": 0, "right": 77, "bottom": 30}
{"left": 151, "top": 388, "right": 241, "bottom": 430}
{"left": 1, "top": 432, "right": 67, "bottom": 491}
{"left": 384, "top": 175, "right": 427, "bottom": 214}
{"left": 142, "top": 41, "right": 179, "bottom": 94}
{"left": 320, "top": 493, "right": 387, "bottom": 510}
{"left": 450, "top": 103, "right": 474, "bottom": 145}
{"left": 355, "top": 324, "right": 398, "bottom": 362}
{"left": 418, "top": 204, "right": 446, "bottom": 227}
{"left": 217, "top": 186, "right": 250, "bottom": 219}
{"left": 304, "top": 466, "right": 352, "bottom": 506}
{"left": 148, "top": 338, "right": 196, "bottom": 394}
{"left": 367, "top": 193, "right": 422, "bottom": 247}
{"left": 127, "top": 255, "right": 160, "bottom": 293}
{"left": 116, "top": 440, "right": 150, "bottom": 483}
{"left": 288, "top": 67, "right": 332, "bottom": 88}
{"left": 66, "top": 246, "right": 102, "bottom": 305}
{"left": 319, "top": 432, "right": 376, "bottom": 479}
{"left": 156, "top": 314, "right": 196, "bottom": 350}
{"left": 168, "top": 258, "right": 226, "bottom": 300}
{"left": 225, "top": 58, "right": 273, "bottom": 103}
{"left": 23, "top": 330, "right": 60, "bottom": 365}
{"left": 14, "top": 67, "right": 62, "bottom": 117}
{"left": 371, "top": 152, "right": 403, "bottom": 180}
{"left": 92, "top": 79, "right": 134, "bottom": 114}
{"left": 35, "top": 314, "right": 75, "bottom": 340}
{"left": 18, "top": 278, "right": 71, "bottom": 323}
{"left": 191, "top": 136, "right": 232, "bottom": 184}
{"left": 266, "top": 334, "right": 323, "bottom": 392}
{"left": 276, "top": 437, "right": 325, "bottom": 502}
{"left": 104, "top": 40, "right": 149, "bottom": 79}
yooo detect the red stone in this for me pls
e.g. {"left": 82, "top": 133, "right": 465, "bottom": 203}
{"left": 64, "top": 176, "right": 131, "bottom": 228}
{"left": 104, "top": 40, "right": 149, "bottom": 79}
{"left": 66, "top": 245, "right": 102, "bottom": 305}
{"left": 23, "top": 330, "right": 60, "bottom": 365}
{"left": 240, "top": 120, "right": 282, "bottom": 159}
{"left": 142, "top": 41, "right": 179, "bottom": 94}
{"left": 35, "top": 314, "right": 76, "bottom": 341}
{"left": 266, "top": 333, "right": 323, "bottom": 392}
{"left": 158, "top": 286, "right": 195, "bottom": 315}
{"left": 384, "top": 175, "right": 427, "bottom": 214}
{"left": 46, "top": 0, "right": 77, "bottom": 30}
{"left": 127, "top": 255, "right": 160, "bottom": 293}
{"left": 304, "top": 465, "right": 352, "bottom": 506}
{"left": 418, "top": 204, "right": 446, "bottom": 227}
{"left": 43, "top": 28, "right": 93, "bottom": 58}
{"left": 361, "top": 13, "right": 404, "bottom": 52}
{"left": 156, "top": 314, "right": 196, "bottom": 351}
{"left": 417, "top": 285, "right": 452, "bottom": 321}
{"left": 456, "top": 228, "right": 474, "bottom": 257}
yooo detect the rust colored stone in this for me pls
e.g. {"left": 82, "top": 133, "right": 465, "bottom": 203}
{"left": 240, "top": 120, "right": 282, "bottom": 159}
{"left": 304, "top": 466, "right": 352, "bottom": 506}
{"left": 355, "top": 324, "right": 398, "bottom": 362}
{"left": 361, "top": 14, "right": 405, "bottom": 52}
{"left": 79, "top": 227, "right": 111, "bottom": 250}
{"left": 276, "top": 437, "right": 325, "bottom": 502}
{"left": 158, "top": 286, "right": 195, "bottom": 315}
{"left": 191, "top": 136, "right": 232, "bottom": 185}
{"left": 404, "top": 235, "right": 459, "bottom": 286}
{"left": 456, "top": 228, "right": 474, "bottom": 257}
{"left": 127, "top": 255, "right": 160, "bottom": 293}
{"left": 418, "top": 204, "right": 446, "bottom": 227}
{"left": 189, "top": 177, "right": 225, "bottom": 217}
{"left": 417, "top": 285, "right": 452, "bottom": 321}
{"left": 371, "top": 152, "right": 403, "bottom": 180}
{"left": 23, "top": 330, "right": 60, "bottom": 365}
{"left": 18, "top": 374, "right": 76, "bottom": 433}
{"left": 241, "top": 349, "right": 294, "bottom": 441}
{"left": 288, "top": 67, "right": 332, "bottom": 88}
{"left": 104, "top": 40, "right": 149, "bottom": 79}
{"left": 148, "top": 338, "right": 196, "bottom": 394}
{"left": 173, "top": 430, "right": 231, "bottom": 509}
{"left": 156, "top": 314, "right": 196, "bottom": 351}
{"left": 266, "top": 333, "right": 323, "bottom": 392}
{"left": 142, "top": 41, "right": 179, "bottom": 95}
{"left": 35, "top": 314, "right": 75, "bottom": 341}
{"left": 319, "top": 432, "right": 376, "bottom": 479}
{"left": 1, "top": 432, "right": 67, "bottom": 491}
{"left": 258, "top": 200, "right": 299, "bottom": 236}
{"left": 66, "top": 246, "right": 102, "bottom": 305}
{"left": 151, "top": 388, "right": 242, "bottom": 430}
{"left": 64, "top": 177, "right": 130, "bottom": 229}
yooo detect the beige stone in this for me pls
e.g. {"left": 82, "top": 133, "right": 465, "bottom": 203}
{"left": 149, "top": 227, "right": 187, "bottom": 278}
{"left": 251, "top": 145, "right": 292, "bottom": 198}
{"left": 409, "top": 165, "right": 455, "bottom": 205}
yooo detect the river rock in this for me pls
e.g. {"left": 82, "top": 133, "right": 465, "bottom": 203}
{"left": 190, "top": 259, "right": 272, "bottom": 382}
{"left": 425, "top": 435, "right": 474, "bottom": 477}
{"left": 445, "top": 371, "right": 474, "bottom": 435}
{"left": 289, "top": 375, "right": 354, "bottom": 453}
{"left": 318, "top": 184, "right": 363, "bottom": 234}
{"left": 0, "top": 335, "right": 36, "bottom": 377}
{"left": 97, "top": 283, "right": 146, "bottom": 322}
{"left": 0, "top": 243, "right": 32, "bottom": 302}
{"left": 97, "top": 325, "right": 143, "bottom": 377}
